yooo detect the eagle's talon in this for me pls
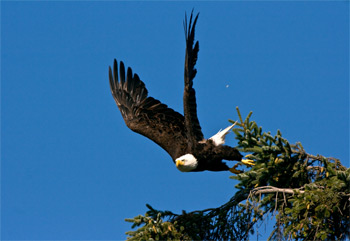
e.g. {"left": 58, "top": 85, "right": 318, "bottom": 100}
{"left": 241, "top": 159, "right": 255, "bottom": 167}
{"left": 229, "top": 163, "right": 243, "bottom": 174}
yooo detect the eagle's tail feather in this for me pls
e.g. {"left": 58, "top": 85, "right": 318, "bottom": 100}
{"left": 209, "top": 121, "right": 238, "bottom": 146}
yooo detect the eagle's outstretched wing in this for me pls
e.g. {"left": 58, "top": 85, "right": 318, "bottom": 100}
{"left": 183, "top": 11, "right": 204, "bottom": 146}
{"left": 109, "top": 59, "right": 187, "bottom": 160}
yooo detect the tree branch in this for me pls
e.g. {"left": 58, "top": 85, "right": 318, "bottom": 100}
{"left": 250, "top": 186, "right": 305, "bottom": 196}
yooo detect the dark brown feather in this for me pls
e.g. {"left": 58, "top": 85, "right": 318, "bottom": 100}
{"left": 109, "top": 60, "right": 189, "bottom": 160}
{"left": 183, "top": 10, "right": 204, "bottom": 146}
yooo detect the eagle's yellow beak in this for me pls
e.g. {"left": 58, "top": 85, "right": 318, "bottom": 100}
{"left": 176, "top": 160, "right": 185, "bottom": 167}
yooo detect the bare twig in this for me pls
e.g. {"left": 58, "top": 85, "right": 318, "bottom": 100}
{"left": 306, "top": 166, "right": 324, "bottom": 171}
{"left": 250, "top": 186, "right": 305, "bottom": 196}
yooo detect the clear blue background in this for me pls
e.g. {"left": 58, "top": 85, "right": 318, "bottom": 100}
{"left": 2, "top": 1, "right": 348, "bottom": 240}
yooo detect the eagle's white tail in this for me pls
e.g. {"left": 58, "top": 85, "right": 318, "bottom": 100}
{"left": 209, "top": 121, "right": 238, "bottom": 146}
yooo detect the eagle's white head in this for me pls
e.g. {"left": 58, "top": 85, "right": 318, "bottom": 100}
{"left": 175, "top": 154, "right": 198, "bottom": 172}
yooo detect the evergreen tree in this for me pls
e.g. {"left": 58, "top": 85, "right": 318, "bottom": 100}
{"left": 125, "top": 107, "right": 350, "bottom": 240}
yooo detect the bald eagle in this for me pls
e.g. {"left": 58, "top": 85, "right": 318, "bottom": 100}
{"left": 109, "top": 12, "right": 253, "bottom": 173}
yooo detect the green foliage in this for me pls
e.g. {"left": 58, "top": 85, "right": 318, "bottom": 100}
{"left": 280, "top": 168, "right": 350, "bottom": 240}
{"left": 231, "top": 107, "right": 350, "bottom": 240}
{"left": 125, "top": 210, "right": 191, "bottom": 240}
{"left": 126, "top": 194, "right": 255, "bottom": 240}
{"left": 125, "top": 107, "right": 350, "bottom": 240}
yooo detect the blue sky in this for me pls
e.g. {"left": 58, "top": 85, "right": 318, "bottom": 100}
{"left": 2, "top": 1, "right": 348, "bottom": 240}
